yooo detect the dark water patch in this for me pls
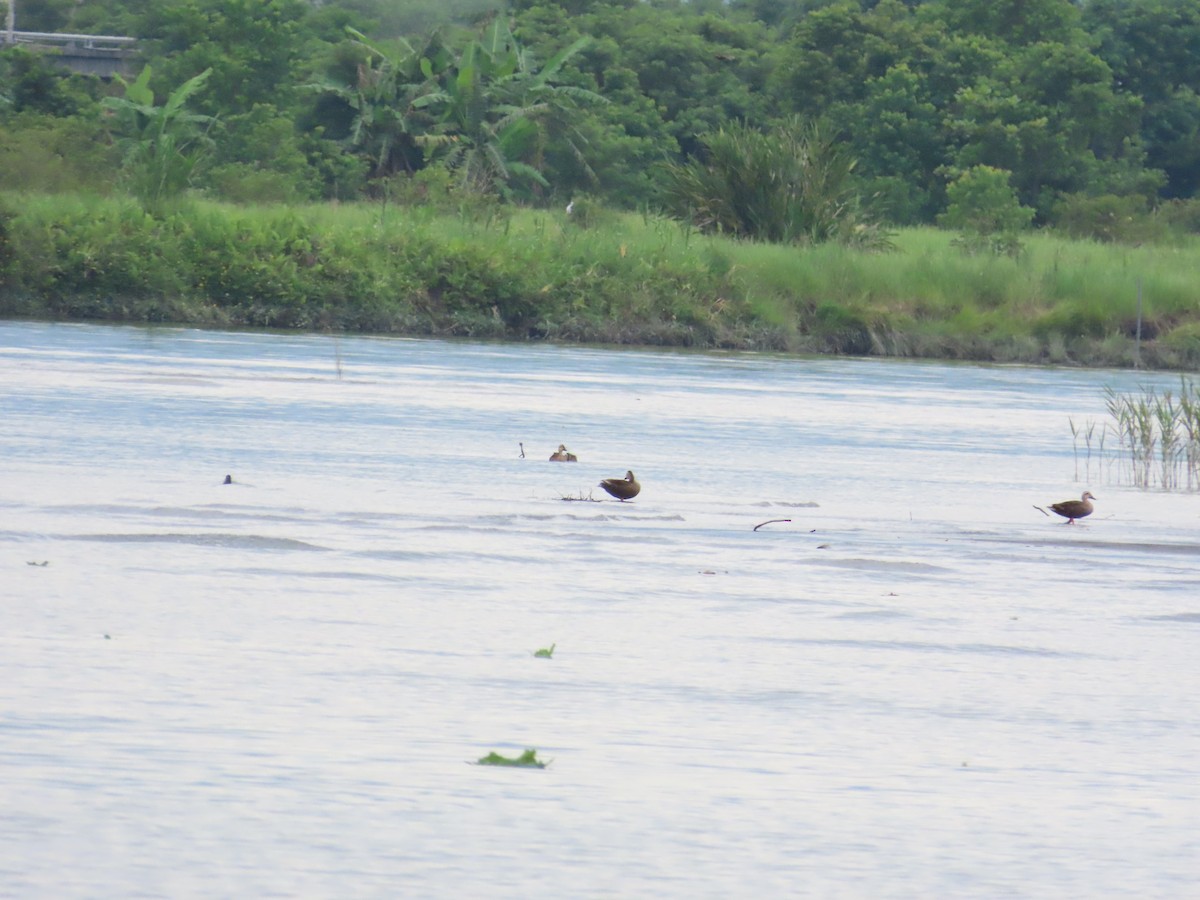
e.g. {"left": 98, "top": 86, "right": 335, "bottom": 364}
{"left": 38, "top": 503, "right": 312, "bottom": 526}
{"left": 220, "top": 567, "right": 407, "bottom": 584}
{"left": 801, "top": 557, "right": 954, "bottom": 575}
{"left": 355, "top": 546, "right": 554, "bottom": 566}
{"left": 761, "top": 635, "right": 1087, "bottom": 659}
{"left": 835, "top": 608, "right": 914, "bottom": 621}
{"left": 750, "top": 501, "right": 821, "bottom": 508}
{"left": 352, "top": 549, "right": 441, "bottom": 562}
{"left": 0, "top": 530, "right": 39, "bottom": 542}
{"left": 982, "top": 536, "right": 1200, "bottom": 557}
{"left": 477, "top": 512, "right": 686, "bottom": 524}
{"left": 68, "top": 532, "right": 327, "bottom": 551}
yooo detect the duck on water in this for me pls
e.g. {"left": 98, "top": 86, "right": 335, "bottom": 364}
{"left": 599, "top": 471, "right": 640, "bottom": 501}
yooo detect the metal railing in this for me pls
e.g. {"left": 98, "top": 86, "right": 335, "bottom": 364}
{"left": 1, "top": 31, "right": 137, "bottom": 51}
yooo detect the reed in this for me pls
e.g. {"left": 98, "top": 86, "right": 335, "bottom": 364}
{"left": 1100, "top": 379, "right": 1200, "bottom": 490}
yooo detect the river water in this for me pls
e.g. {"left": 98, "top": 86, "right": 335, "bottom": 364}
{"left": 2, "top": 320, "right": 1198, "bottom": 898}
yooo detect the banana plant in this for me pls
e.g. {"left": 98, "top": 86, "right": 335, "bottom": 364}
{"left": 101, "top": 65, "right": 218, "bottom": 212}
{"left": 423, "top": 17, "right": 600, "bottom": 198}
{"left": 312, "top": 29, "right": 452, "bottom": 178}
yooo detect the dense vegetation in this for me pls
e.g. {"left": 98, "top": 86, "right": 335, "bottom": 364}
{"left": 3, "top": 0, "right": 1200, "bottom": 367}
{"left": 4, "top": 192, "right": 1198, "bottom": 368}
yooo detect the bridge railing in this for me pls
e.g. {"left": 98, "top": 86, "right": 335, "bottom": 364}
{"left": 1, "top": 31, "right": 137, "bottom": 52}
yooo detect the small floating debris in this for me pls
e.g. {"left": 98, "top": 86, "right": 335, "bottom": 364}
{"left": 474, "top": 748, "right": 550, "bottom": 769}
{"left": 26, "top": 560, "right": 50, "bottom": 567}
{"left": 560, "top": 491, "right": 600, "bottom": 502}
{"left": 532, "top": 643, "right": 556, "bottom": 659}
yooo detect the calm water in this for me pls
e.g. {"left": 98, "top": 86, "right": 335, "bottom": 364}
{"left": 2, "top": 320, "right": 1198, "bottom": 898}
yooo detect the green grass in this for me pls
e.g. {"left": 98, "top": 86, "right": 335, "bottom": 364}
{"left": 4, "top": 192, "right": 1200, "bottom": 368}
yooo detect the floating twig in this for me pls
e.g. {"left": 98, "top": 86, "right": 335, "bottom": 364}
{"left": 752, "top": 518, "right": 792, "bottom": 531}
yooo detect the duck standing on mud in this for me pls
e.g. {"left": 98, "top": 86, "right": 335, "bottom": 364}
{"left": 599, "top": 470, "right": 640, "bottom": 501}
{"left": 1036, "top": 491, "right": 1096, "bottom": 524}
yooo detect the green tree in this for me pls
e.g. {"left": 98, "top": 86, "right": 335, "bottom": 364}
{"left": 131, "top": 0, "right": 311, "bottom": 119}
{"left": 424, "top": 16, "right": 599, "bottom": 198}
{"left": 1086, "top": 0, "right": 1200, "bottom": 199}
{"left": 313, "top": 28, "right": 451, "bottom": 179}
{"left": 102, "top": 66, "right": 218, "bottom": 212}
{"left": 937, "top": 165, "right": 1034, "bottom": 256}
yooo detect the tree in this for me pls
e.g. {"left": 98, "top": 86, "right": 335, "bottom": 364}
{"left": 131, "top": 0, "right": 311, "bottom": 119}
{"left": 937, "top": 165, "right": 1034, "bottom": 256}
{"left": 102, "top": 65, "right": 218, "bottom": 211}
{"left": 423, "top": 16, "right": 599, "bottom": 198}
{"left": 313, "top": 28, "right": 451, "bottom": 179}
{"left": 1085, "top": 0, "right": 1200, "bottom": 198}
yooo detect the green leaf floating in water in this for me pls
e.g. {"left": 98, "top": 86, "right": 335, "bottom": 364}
{"left": 532, "top": 643, "right": 555, "bottom": 659}
{"left": 475, "top": 748, "right": 549, "bottom": 768}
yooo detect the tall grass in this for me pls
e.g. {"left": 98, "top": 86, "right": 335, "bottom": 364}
{"left": 5, "top": 192, "right": 1200, "bottom": 368}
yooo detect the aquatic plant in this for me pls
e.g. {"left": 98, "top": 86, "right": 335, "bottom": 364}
{"left": 1098, "top": 378, "right": 1200, "bottom": 490}
{"left": 475, "top": 748, "right": 549, "bottom": 768}
{"left": 532, "top": 643, "right": 555, "bottom": 659}
{"left": 559, "top": 491, "right": 599, "bottom": 502}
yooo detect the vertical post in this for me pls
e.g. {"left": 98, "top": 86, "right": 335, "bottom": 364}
{"left": 1135, "top": 277, "right": 1143, "bottom": 368}
{"left": 5, "top": 0, "right": 15, "bottom": 44}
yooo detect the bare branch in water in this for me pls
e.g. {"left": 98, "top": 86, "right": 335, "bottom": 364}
{"left": 753, "top": 518, "right": 792, "bottom": 531}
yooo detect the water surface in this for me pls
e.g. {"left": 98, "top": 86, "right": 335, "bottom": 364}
{"left": 2, "top": 321, "right": 1198, "bottom": 897}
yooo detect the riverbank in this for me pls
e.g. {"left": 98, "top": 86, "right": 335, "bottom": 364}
{"left": 2, "top": 193, "right": 1198, "bottom": 369}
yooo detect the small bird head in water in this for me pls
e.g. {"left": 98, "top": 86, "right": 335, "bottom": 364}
{"left": 223, "top": 474, "right": 233, "bottom": 484}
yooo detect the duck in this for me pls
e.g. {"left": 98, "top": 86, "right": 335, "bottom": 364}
{"left": 549, "top": 444, "right": 578, "bottom": 462}
{"left": 599, "top": 470, "right": 640, "bottom": 501}
{"left": 1039, "top": 490, "right": 1096, "bottom": 524}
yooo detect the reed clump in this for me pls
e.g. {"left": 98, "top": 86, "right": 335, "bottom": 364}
{"left": 1092, "top": 379, "right": 1200, "bottom": 490}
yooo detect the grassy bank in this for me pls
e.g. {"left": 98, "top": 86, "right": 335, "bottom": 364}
{"left": 2, "top": 192, "right": 1198, "bottom": 368}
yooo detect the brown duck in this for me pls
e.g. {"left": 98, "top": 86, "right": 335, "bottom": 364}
{"left": 549, "top": 444, "right": 578, "bottom": 462}
{"left": 1037, "top": 491, "right": 1096, "bottom": 524}
{"left": 599, "top": 470, "right": 640, "bottom": 501}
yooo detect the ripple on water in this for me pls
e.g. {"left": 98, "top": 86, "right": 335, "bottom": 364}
{"left": 66, "top": 532, "right": 328, "bottom": 551}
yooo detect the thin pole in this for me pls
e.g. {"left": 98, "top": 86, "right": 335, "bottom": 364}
{"left": 1135, "top": 277, "right": 1143, "bottom": 368}
{"left": 6, "top": 0, "right": 15, "bottom": 44}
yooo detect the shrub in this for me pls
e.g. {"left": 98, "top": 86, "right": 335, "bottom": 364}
{"left": 661, "top": 118, "right": 892, "bottom": 249}
{"left": 1051, "top": 193, "right": 1166, "bottom": 244}
{"left": 938, "top": 166, "right": 1034, "bottom": 257}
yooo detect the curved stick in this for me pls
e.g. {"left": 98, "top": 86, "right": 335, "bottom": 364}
{"left": 753, "top": 518, "right": 792, "bottom": 531}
